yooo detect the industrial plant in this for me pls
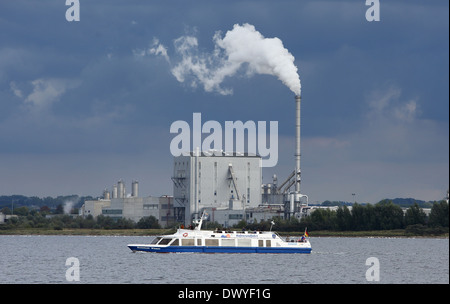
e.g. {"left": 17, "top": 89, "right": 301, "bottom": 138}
{"left": 80, "top": 180, "right": 175, "bottom": 228}
{"left": 80, "top": 95, "right": 310, "bottom": 228}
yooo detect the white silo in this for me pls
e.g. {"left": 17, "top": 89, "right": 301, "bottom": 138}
{"left": 103, "top": 188, "right": 111, "bottom": 200}
{"left": 132, "top": 180, "right": 139, "bottom": 197}
{"left": 118, "top": 179, "right": 125, "bottom": 198}
{"left": 112, "top": 184, "right": 118, "bottom": 199}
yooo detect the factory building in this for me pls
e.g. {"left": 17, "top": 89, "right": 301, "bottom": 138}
{"left": 170, "top": 95, "right": 309, "bottom": 227}
{"left": 172, "top": 150, "right": 262, "bottom": 226}
{"left": 79, "top": 180, "right": 175, "bottom": 228}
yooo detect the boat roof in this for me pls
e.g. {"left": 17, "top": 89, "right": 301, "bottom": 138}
{"left": 156, "top": 228, "right": 283, "bottom": 238}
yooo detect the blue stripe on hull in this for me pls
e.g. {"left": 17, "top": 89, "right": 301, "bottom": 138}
{"left": 128, "top": 245, "right": 311, "bottom": 254}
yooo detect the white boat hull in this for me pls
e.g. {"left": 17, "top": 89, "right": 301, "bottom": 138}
{"left": 128, "top": 244, "right": 311, "bottom": 254}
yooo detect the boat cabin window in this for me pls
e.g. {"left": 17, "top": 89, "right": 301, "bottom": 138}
{"left": 151, "top": 237, "right": 162, "bottom": 244}
{"left": 205, "top": 239, "right": 219, "bottom": 246}
{"left": 171, "top": 239, "right": 179, "bottom": 246}
{"left": 222, "top": 239, "right": 235, "bottom": 247}
{"left": 158, "top": 238, "right": 173, "bottom": 245}
{"left": 237, "top": 239, "right": 251, "bottom": 247}
{"left": 181, "top": 239, "right": 195, "bottom": 246}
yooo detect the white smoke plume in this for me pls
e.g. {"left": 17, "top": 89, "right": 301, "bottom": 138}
{"left": 63, "top": 200, "right": 74, "bottom": 214}
{"left": 149, "top": 23, "right": 301, "bottom": 96}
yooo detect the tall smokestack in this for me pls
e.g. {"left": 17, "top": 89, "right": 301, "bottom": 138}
{"left": 295, "top": 94, "right": 301, "bottom": 193}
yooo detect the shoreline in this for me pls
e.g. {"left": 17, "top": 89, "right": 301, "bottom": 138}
{"left": 0, "top": 228, "right": 448, "bottom": 238}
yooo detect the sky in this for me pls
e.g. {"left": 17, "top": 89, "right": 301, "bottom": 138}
{"left": 0, "top": 0, "right": 448, "bottom": 204}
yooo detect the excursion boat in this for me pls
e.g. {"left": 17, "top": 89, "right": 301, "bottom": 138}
{"left": 128, "top": 213, "right": 311, "bottom": 254}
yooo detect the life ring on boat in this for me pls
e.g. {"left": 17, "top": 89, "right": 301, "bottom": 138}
{"left": 226, "top": 234, "right": 231, "bottom": 238}
{"left": 183, "top": 233, "right": 188, "bottom": 237}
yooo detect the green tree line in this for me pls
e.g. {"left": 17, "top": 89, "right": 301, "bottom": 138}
{"left": 238, "top": 200, "right": 449, "bottom": 235}
{"left": 0, "top": 210, "right": 161, "bottom": 231}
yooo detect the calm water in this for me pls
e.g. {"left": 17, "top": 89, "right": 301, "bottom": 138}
{"left": 0, "top": 235, "right": 448, "bottom": 284}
